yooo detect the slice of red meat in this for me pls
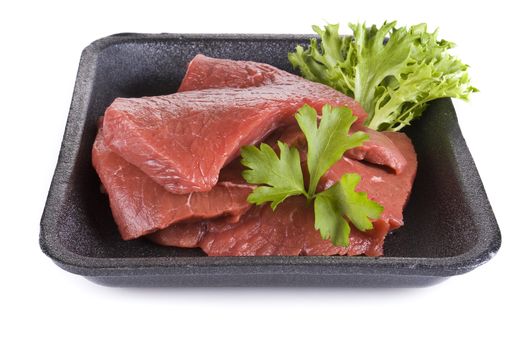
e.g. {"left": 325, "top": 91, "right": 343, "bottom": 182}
{"left": 178, "top": 54, "right": 365, "bottom": 119}
{"left": 178, "top": 54, "right": 287, "bottom": 91}
{"left": 346, "top": 126, "right": 407, "bottom": 174}
{"left": 149, "top": 197, "right": 390, "bottom": 257}
{"left": 149, "top": 131, "right": 416, "bottom": 256}
{"left": 92, "top": 127, "right": 253, "bottom": 240}
{"left": 147, "top": 221, "right": 209, "bottom": 248}
{"left": 102, "top": 55, "right": 367, "bottom": 194}
{"left": 201, "top": 196, "right": 393, "bottom": 256}
{"left": 147, "top": 199, "right": 307, "bottom": 255}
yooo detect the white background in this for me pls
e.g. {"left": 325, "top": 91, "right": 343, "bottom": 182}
{"left": 1, "top": 1, "right": 521, "bottom": 349}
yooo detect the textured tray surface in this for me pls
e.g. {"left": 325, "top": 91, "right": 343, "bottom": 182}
{"left": 40, "top": 33, "right": 501, "bottom": 287}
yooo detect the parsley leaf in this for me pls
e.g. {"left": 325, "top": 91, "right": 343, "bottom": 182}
{"left": 289, "top": 22, "right": 477, "bottom": 131}
{"left": 241, "top": 141, "right": 306, "bottom": 210}
{"left": 315, "top": 174, "right": 383, "bottom": 246}
{"left": 241, "top": 104, "right": 383, "bottom": 247}
{"left": 295, "top": 104, "right": 367, "bottom": 197}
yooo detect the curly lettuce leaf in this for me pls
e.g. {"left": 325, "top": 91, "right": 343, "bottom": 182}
{"left": 289, "top": 21, "right": 477, "bottom": 131}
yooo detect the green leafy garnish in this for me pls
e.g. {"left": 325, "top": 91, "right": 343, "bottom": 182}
{"left": 241, "top": 141, "right": 306, "bottom": 210}
{"left": 295, "top": 104, "right": 368, "bottom": 197}
{"left": 289, "top": 21, "right": 477, "bottom": 131}
{"left": 241, "top": 104, "right": 383, "bottom": 246}
{"left": 315, "top": 174, "right": 383, "bottom": 246}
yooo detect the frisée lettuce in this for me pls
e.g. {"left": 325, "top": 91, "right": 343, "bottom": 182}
{"left": 289, "top": 22, "right": 477, "bottom": 131}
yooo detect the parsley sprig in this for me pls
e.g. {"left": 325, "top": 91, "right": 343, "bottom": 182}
{"left": 240, "top": 104, "right": 383, "bottom": 247}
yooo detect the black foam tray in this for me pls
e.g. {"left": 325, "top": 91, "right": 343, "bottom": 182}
{"left": 40, "top": 34, "right": 501, "bottom": 287}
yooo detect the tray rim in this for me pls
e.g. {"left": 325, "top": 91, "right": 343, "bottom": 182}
{"left": 39, "top": 33, "right": 501, "bottom": 280}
